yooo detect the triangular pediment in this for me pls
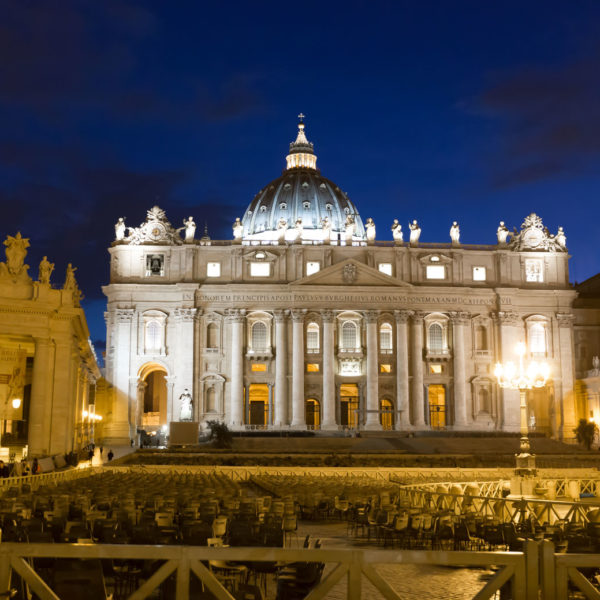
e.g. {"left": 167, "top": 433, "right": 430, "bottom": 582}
{"left": 292, "top": 259, "right": 412, "bottom": 287}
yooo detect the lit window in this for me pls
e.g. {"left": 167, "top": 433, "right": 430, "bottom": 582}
{"left": 306, "top": 261, "right": 320, "bottom": 276}
{"left": 379, "top": 323, "right": 393, "bottom": 351}
{"left": 207, "top": 262, "right": 221, "bottom": 277}
{"left": 473, "top": 266, "right": 486, "bottom": 281}
{"left": 251, "top": 322, "right": 268, "bottom": 351}
{"left": 306, "top": 322, "right": 320, "bottom": 352}
{"left": 430, "top": 256, "right": 440, "bottom": 262}
{"left": 145, "top": 320, "right": 162, "bottom": 352}
{"left": 430, "top": 364, "right": 443, "bottom": 374}
{"left": 251, "top": 363, "right": 267, "bottom": 372}
{"left": 250, "top": 262, "right": 270, "bottom": 277}
{"left": 529, "top": 323, "right": 546, "bottom": 355}
{"left": 428, "top": 323, "right": 444, "bottom": 352}
{"left": 380, "top": 364, "right": 391, "bottom": 373}
{"left": 525, "top": 259, "right": 543, "bottom": 282}
{"left": 426, "top": 265, "right": 445, "bottom": 279}
{"left": 307, "top": 363, "right": 319, "bottom": 372}
{"left": 341, "top": 321, "right": 358, "bottom": 350}
{"left": 378, "top": 263, "right": 393, "bottom": 276}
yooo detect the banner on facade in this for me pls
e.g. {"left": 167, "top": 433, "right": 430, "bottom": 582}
{"left": 0, "top": 349, "right": 26, "bottom": 420}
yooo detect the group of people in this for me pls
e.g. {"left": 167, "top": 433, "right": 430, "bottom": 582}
{"left": 87, "top": 444, "right": 114, "bottom": 464}
{"left": 0, "top": 457, "right": 39, "bottom": 478}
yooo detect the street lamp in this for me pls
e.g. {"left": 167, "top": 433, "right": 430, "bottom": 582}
{"left": 494, "top": 342, "right": 550, "bottom": 476}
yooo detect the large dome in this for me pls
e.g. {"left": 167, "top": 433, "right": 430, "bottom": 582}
{"left": 241, "top": 119, "right": 365, "bottom": 243}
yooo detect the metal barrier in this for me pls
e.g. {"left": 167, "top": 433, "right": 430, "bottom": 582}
{"left": 0, "top": 542, "right": 533, "bottom": 600}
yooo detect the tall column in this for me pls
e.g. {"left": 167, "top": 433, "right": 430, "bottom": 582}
{"left": 556, "top": 313, "right": 577, "bottom": 441}
{"left": 136, "top": 380, "right": 147, "bottom": 429}
{"left": 451, "top": 311, "right": 470, "bottom": 428}
{"left": 411, "top": 312, "right": 426, "bottom": 427}
{"left": 364, "top": 310, "right": 381, "bottom": 430}
{"left": 394, "top": 310, "right": 412, "bottom": 429}
{"left": 273, "top": 310, "right": 288, "bottom": 427}
{"left": 290, "top": 310, "right": 306, "bottom": 428}
{"left": 321, "top": 310, "right": 337, "bottom": 430}
{"left": 228, "top": 309, "right": 245, "bottom": 428}
{"left": 173, "top": 308, "right": 197, "bottom": 415}
{"left": 495, "top": 311, "right": 523, "bottom": 432}
{"left": 29, "top": 338, "right": 53, "bottom": 456}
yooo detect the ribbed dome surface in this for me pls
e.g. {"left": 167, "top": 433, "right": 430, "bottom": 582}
{"left": 242, "top": 170, "right": 365, "bottom": 238}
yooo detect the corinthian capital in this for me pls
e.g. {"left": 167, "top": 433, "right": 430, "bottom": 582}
{"left": 394, "top": 310, "right": 413, "bottom": 324}
{"left": 556, "top": 313, "right": 575, "bottom": 327}
{"left": 290, "top": 309, "right": 306, "bottom": 323}
{"left": 225, "top": 308, "right": 245, "bottom": 323}
{"left": 493, "top": 311, "right": 521, "bottom": 326}
{"left": 364, "top": 310, "right": 379, "bottom": 324}
{"left": 411, "top": 311, "right": 427, "bottom": 324}
{"left": 273, "top": 309, "right": 287, "bottom": 323}
{"left": 449, "top": 311, "right": 470, "bottom": 325}
{"left": 320, "top": 309, "right": 335, "bottom": 323}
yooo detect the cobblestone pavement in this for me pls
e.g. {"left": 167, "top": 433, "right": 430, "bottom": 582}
{"left": 260, "top": 520, "right": 497, "bottom": 599}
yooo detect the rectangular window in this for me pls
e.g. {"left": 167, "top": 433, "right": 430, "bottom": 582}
{"left": 430, "top": 364, "right": 443, "bottom": 374}
{"left": 426, "top": 265, "right": 445, "bottom": 280}
{"left": 250, "top": 262, "right": 270, "bottom": 277}
{"left": 145, "top": 254, "right": 164, "bottom": 277}
{"left": 306, "top": 261, "right": 320, "bottom": 276}
{"left": 525, "top": 259, "right": 543, "bottom": 282}
{"left": 380, "top": 364, "right": 391, "bottom": 373}
{"left": 306, "top": 363, "right": 320, "bottom": 372}
{"left": 378, "top": 263, "right": 393, "bottom": 276}
{"left": 251, "top": 363, "right": 267, "bottom": 372}
{"left": 472, "top": 266, "right": 486, "bottom": 281}
{"left": 207, "top": 262, "right": 221, "bottom": 277}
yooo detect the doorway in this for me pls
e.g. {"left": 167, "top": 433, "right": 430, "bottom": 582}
{"left": 340, "top": 383, "right": 359, "bottom": 428}
{"left": 428, "top": 384, "right": 446, "bottom": 429}
{"left": 380, "top": 398, "right": 394, "bottom": 430}
{"left": 247, "top": 384, "right": 269, "bottom": 427}
{"left": 142, "top": 368, "right": 167, "bottom": 427}
{"left": 306, "top": 398, "right": 321, "bottom": 430}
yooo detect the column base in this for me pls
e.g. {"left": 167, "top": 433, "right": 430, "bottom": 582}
{"left": 452, "top": 422, "right": 471, "bottom": 431}
{"left": 101, "top": 421, "right": 132, "bottom": 446}
{"left": 289, "top": 423, "right": 307, "bottom": 431}
{"left": 362, "top": 422, "right": 382, "bottom": 431}
{"left": 321, "top": 422, "right": 339, "bottom": 431}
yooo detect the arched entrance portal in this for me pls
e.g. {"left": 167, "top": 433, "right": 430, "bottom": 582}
{"left": 306, "top": 398, "right": 321, "bottom": 430}
{"left": 138, "top": 363, "right": 168, "bottom": 429}
{"left": 380, "top": 398, "right": 394, "bottom": 430}
{"left": 246, "top": 384, "right": 269, "bottom": 428}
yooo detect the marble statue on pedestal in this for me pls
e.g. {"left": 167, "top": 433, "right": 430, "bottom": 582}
{"left": 497, "top": 221, "right": 509, "bottom": 245}
{"left": 391, "top": 219, "right": 403, "bottom": 244}
{"left": 183, "top": 217, "right": 196, "bottom": 243}
{"left": 232, "top": 218, "right": 243, "bottom": 244}
{"left": 344, "top": 215, "right": 356, "bottom": 245}
{"left": 179, "top": 389, "right": 193, "bottom": 421}
{"left": 294, "top": 218, "right": 303, "bottom": 244}
{"left": 64, "top": 264, "right": 77, "bottom": 290}
{"left": 115, "top": 218, "right": 127, "bottom": 241}
{"left": 450, "top": 221, "right": 460, "bottom": 245}
{"left": 555, "top": 226, "right": 566, "bottom": 250}
{"left": 277, "top": 218, "right": 287, "bottom": 244}
{"left": 0, "top": 233, "right": 31, "bottom": 283}
{"left": 321, "top": 217, "right": 331, "bottom": 244}
{"left": 365, "top": 218, "right": 376, "bottom": 244}
{"left": 38, "top": 256, "right": 54, "bottom": 285}
{"left": 409, "top": 220, "right": 421, "bottom": 245}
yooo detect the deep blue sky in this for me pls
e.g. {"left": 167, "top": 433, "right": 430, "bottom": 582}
{"left": 1, "top": 0, "right": 599, "bottom": 357}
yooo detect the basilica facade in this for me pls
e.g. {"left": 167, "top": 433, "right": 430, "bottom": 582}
{"left": 102, "top": 120, "right": 578, "bottom": 445}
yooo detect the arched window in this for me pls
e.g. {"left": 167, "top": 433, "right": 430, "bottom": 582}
{"left": 380, "top": 323, "right": 393, "bottom": 352}
{"left": 428, "top": 323, "right": 443, "bottom": 352}
{"left": 529, "top": 323, "right": 546, "bottom": 355}
{"left": 206, "top": 388, "right": 216, "bottom": 412}
{"left": 307, "top": 322, "right": 320, "bottom": 352}
{"left": 251, "top": 322, "right": 268, "bottom": 351}
{"left": 341, "top": 321, "right": 358, "bottom": 350}
{"left": 145, "top": 320, "right": 162, "bottom": 352}
{"left": 475, "top": 325, "right": 488, "bottom": 351}
{"left": 207, "top": 323, "right": 218, "bottom": 348}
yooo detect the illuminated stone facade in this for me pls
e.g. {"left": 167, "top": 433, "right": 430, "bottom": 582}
{"left": 103, "top": 121, "right": 578, "bottom": 442}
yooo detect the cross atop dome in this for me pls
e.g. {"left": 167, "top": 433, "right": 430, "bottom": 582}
{"left": 287, "top": 114, "right": 317, "bottom": 170}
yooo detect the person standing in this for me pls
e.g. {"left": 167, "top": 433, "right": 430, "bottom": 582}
{"left": 32, "top": 458, "right": 40, "bottom": 474}
{"left": 107, "top": 449, "right": 114, "bottom": 461}
{"left": 99, "top": 446, "right": 103, "bottom": 457}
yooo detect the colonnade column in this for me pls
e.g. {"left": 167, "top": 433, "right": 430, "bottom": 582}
{"left": 394, "top": 310, "right": 412, "bottom": 429}
{"left": 495, "top": 311, "right": 522, "bottom": 432}
{"left": 364, "top": 310, "right": 381, "bottom": 430}
{"left": 273, "top": 310, "right": 288, "bottom": 427}
{"left": 411, "top": 312, "right": 426, "bottom": 427}
{"left": 28, "top": 337, "right": 53, "bottom": 456}
{"left": 321, "top": 310, "right": 337, "bottom": 430}
{"left": 290, "top": 310, "right": 306, "bottom": 428}
{"left": 228, "top": 309, "right": 245, "bottom": 428}
{"left": 556, "top": 313, "right": 577, "bottom": 441}
{"left": 451, "top": 311, "right": 470, "bottom": 428}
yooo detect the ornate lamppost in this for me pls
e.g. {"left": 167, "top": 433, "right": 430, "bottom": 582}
{"left": 494, "top": 342, "right": 550, "bottom": 477}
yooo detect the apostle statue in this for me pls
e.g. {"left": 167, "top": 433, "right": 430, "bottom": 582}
{"left": 321, "top": 216, "right": 332, "bottom": 245}
{"left": 497, "top": 221, "right": 510, "bottom": 245}
{"left": 554, "top": 226, "right": 566, "bottom": 250}
{"left": 409, "top": 220, "right": 421, "bottom": 246}
{"left": 391, "top": 219, "right": 403, "bottom": 244}
{"left": 115, "top": 218, "right": 127, "bottom": 241}
{"left": 232, "top": 217, "right": 243, "bottom": 244}
{"left": 179, "top": 389, "right": 193, "bottom": 421}
{"left": 365, "top": 218, "right": 376, "bottom": 245}
{"left": 450, "top": 221, "right": 460, "bottom": 246}
{"left": 38, "top": 256, "right": 54, "bottom": 285}
{"left": 294, "top": 218, "right": 303, "bottom": 244}
{"left": 277, "top": 217, "right": 287, "bottom": 244}
{"left": 0, "top": 232, "right": 31, "bottom": 282}
{"left": 183, "top": 217, "right": 196, "bottom": 243}
{"left": 344, "top": 214, "right": 356, "bottom": 245}
{"left": 64, "top": 263, "right": 77, "bottom": 290}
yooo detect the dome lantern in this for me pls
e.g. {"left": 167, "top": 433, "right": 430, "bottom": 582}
{"left": 286, "top": 113, "right": 318, "bottom": 171}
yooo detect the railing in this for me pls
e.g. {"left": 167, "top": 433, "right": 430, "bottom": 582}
{"left": 0, "top": 542, "right": 533, "bottom": 600}
{"left": 0, "top": 464, "right": 98, "bottom": 492}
